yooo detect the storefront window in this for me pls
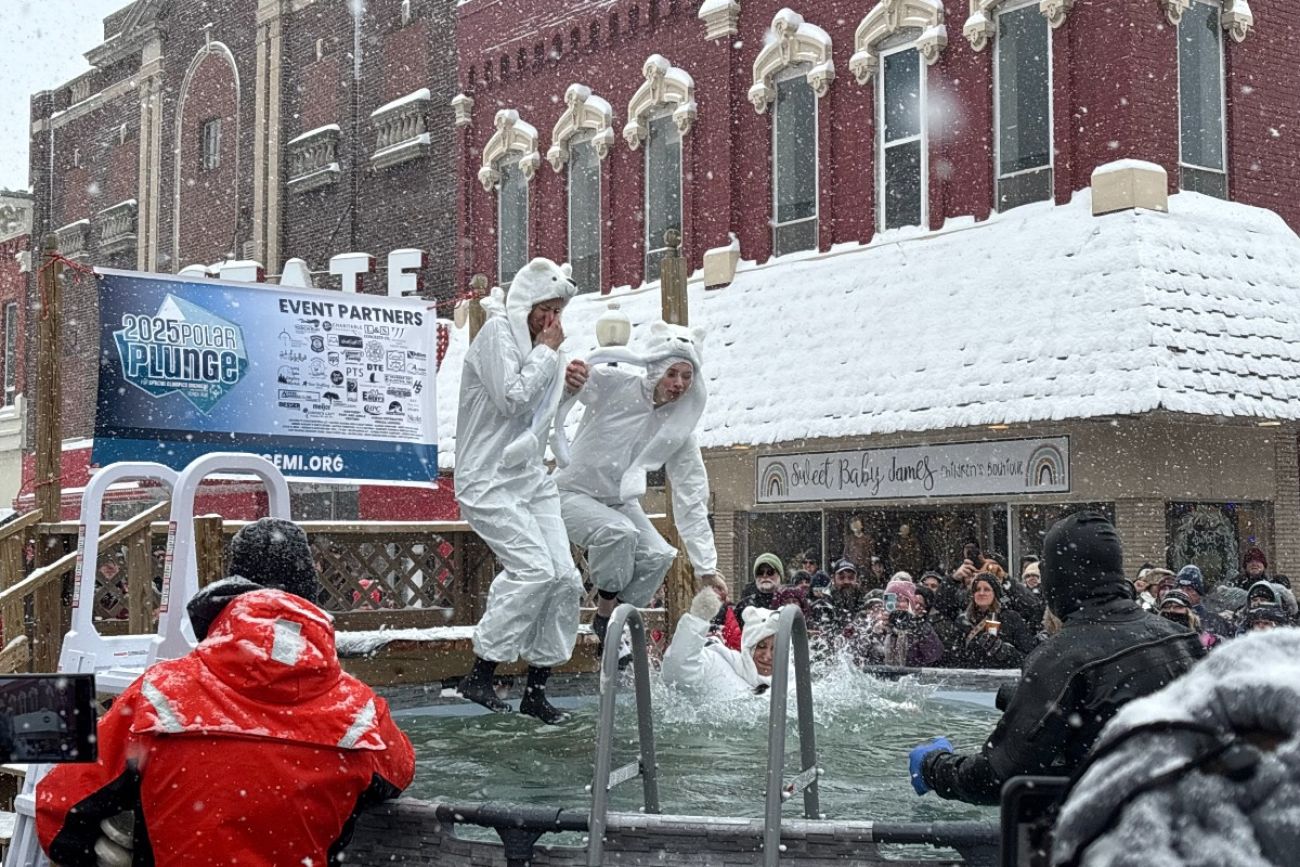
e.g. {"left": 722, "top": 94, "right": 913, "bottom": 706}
{"left": 745, "top": 512, "right": 822, "bottom": 581}
{"left": 1167, "top": 501, "right": 1272, "bottom": 587}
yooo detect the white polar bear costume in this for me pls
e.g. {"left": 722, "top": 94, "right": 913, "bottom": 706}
{"left": 551, "top": 322, "right": 717, "bottom": 607}
{"left": 456, "top": 258, "right": 583, "bottom": 667}
{"left": 662, "top": 602, "right": 780, "bottom": 699}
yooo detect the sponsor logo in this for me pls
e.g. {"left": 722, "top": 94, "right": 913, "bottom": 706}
{"left": 386, "top": 387, "right": 412, "bottom": 398}
{"left": 338, "top": 334, "right": 363, "bottom": 348}
{"left": 278, "top": 388, "right": 320, "bottom": 401}
{"left": 362, "top": 389, "right": 384, "bottom": 402}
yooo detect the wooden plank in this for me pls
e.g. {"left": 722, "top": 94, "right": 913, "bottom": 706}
{"left": 0, "top": 638, "right": 29, "bottom": 675}
{"left": 0, "top": 550, "right": 75, "bottom": 608}
{"left": 0, "top": 511, "right": 42, "bottom": 544}
{"left": 0, "top": 535, "right": 26, "bottom": 651}
{"left": 333, "top": 608, "right": 456, "bottom": 632}
{"left": 193, "top": 516, "right": 225, "bottom": 587}
{"left": 126, "top": 525, "right": 154, "bottom": 633}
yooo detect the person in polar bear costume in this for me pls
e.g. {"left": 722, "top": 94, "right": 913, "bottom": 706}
{"left": 553, "top": 321, "right": 725, "bottom": 654}
{"left": 455, "top": 258, "right": 583, "bottom": 724}
{"left": 661, "top": 588, "right": 781, "bottom": 698}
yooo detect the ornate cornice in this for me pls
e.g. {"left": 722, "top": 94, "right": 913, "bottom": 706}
{"left": 623, "top": 55, "right": 697, "bottom": 150}
{"left": 850, "top": 0, "right": 948, "bottom": 86}
{"left": 964, "top": 0, "right": 1074, "bottom": 52}
{"left": 477, "top": 109, "right": 541, "bottom": 192}
{"left": 1160, "top": 0, "right": 1252, "bottom": 42}
{"left": 748, "top": 9, "right": 836, "bottom": 114}
{"left": 547, "top": 84, "right": 615, "bottom": 172}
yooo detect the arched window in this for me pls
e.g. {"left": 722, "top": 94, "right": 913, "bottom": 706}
{"left": 750, "top": 9, "right": 834, "bottom": 256}
{"left": 625, "top": 56, "right": 696, "bottom": 283}
{"left": 549, "top": 84, "right": 615, "bottom": 294}
{"left": 852, "top": 0, "right": 947, "bottom": 231}
{"left": 478, "top": 110, "right": 541, "bottom": 285}
{"left": 994, "top": 0, "right": 1053, "bottom": 210}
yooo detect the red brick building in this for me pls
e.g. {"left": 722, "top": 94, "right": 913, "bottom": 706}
{"left": 446, "top": 0, "right": 1300, "bottom": 583}
{"left": 455, "top": 0, "right": 1297, "bottom": 289}
{"left": 0, "top": 192, "right": 32, "bottom": 511}
{"left": 23, "top": 0, "right": 459, "bottom": 519}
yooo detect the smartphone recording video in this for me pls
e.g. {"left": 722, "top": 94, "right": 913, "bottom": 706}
{"left": 0, "top": 674, "right": 98, "bottom": 764}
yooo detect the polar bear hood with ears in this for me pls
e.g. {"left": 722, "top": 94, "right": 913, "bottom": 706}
{"left": 482, "top": 258, "right": 580, "bottom": 468}
{"left": 553, "top": 321, "right": 708, "bottom": 502}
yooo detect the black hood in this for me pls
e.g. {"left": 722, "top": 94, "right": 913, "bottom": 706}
{"left": 1041, "top": 511, "right": 1132, "bottom": 618}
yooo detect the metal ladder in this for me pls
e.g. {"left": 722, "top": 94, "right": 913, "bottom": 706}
{"left": 586, "top": 604, "right": 661, "bottom": 866}
{"left": 762, "top": 604, "right": 821, "bottom": 867}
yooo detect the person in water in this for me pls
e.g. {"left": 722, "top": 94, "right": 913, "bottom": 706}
{"left": 662, "top": 588, "right": 780, "bottom": 697}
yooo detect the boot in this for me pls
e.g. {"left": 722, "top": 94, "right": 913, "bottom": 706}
{"left": 591, "top": 613, "right": 611, "bottom": 660}
{"left": 458, "top": 657, "right": 513, "bottom": 713}
{"left": 519, "top": 666, "right": 571, "bottom": 725}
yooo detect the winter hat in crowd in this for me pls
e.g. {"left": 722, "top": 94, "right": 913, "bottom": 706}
{"left": 889, "top": 571, "right": 914, "bottom": 585}
{"left": 1021, "top": 561, "right": 1041, "bottom": 582}
{"left": 1175, "top": 565, "right": 1205, "bottom": 596}
{"left": 229, "top": 518, "right": 323, "bottom": 603}
{"left": 885, "top": 579, "right": 917, "bottom": 610}
{"left": 1159, "top": 589, "right": 1195, "bottom": 610}
{"left": 1243, "top": 547, "right": 1268, "bottom": 569}
{"left": 810, "top": 573, "right": 832, "bottom": 596}
{"left": 739, "top": 605, "right": 781, "bottom": 687}
{"left": 973, "top": 572, "right": 1005, "bottom": 600}
{"left": 914, "top": 584, "right": 936, "bottom": 612}
{"left": 1243, "top": 605, "right": 1288, "bottom": 629}
{"left": 832, "top": 559, "right": 859, "bottom": 576}
{"left": 1041, "top": 511, "right": 1128, "bottom": 618}
{"left": 188, "top": 518, "right": 324, "bottom": 642}
{"left": 753, "top": 552, "right": 784, "bottom": 579}
{"left": 1248, "top": 580, "right": 1299, "bottom": 618}
{"left": 863, "top": 589, "right": 886, "bottom": 609}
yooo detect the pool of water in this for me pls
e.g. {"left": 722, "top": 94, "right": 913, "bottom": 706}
{"left": 397, "top": 656, "right": 1002, "bottom": 826}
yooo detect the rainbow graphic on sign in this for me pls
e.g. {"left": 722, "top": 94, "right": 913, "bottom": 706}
{"left": 1025, "top": 443, "right": 1067, "bottom": 488}
{"left": 761, "top": 462, "right": 789, "bottom": 499}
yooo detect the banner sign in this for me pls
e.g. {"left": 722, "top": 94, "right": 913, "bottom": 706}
{"left": 756, "top": 437, "right": 1069, "bottom": 504}
{"left": 93, "top": 269, "right": 438, "bottom": 485}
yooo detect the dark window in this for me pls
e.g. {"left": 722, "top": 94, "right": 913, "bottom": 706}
{"left": 996, "top": 3, "right": 1053, "bottom": 211}
{"left": 773, "top": 71, "right": 818, "bottom": 256}
{"left": 644, "top": 111, "right": 682, "bottom": 284}
{"left": 1178, "top": 1, "right": 1227, "bottom": 197}
{"left": 3, "top": 302, "right": 16, "bottom": 404}
{"left": 497, "top": 157, "right": 529, "bottom": 286}
{"left": 200, "top": 119, "right": 221, "bottom": 171}
{"left": 568, "top": 137, "right": 602, "bottom": 294}
{"left": 879, "top": 47, "right": 924, "bottom": 230}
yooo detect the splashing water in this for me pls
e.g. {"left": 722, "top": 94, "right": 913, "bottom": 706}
{"left": 399, "top": 655, "right": 999, "bottom": 826}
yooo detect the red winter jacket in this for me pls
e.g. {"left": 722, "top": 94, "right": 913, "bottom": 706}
{"left": 37, "top": 589, "right": 415, "bottom": 866}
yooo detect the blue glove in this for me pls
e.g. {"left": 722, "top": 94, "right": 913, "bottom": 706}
{"left": 908, "top": 737, "right": 954, "bottom": 795}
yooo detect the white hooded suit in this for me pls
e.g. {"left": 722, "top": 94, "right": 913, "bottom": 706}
{"left": 552, "top": 323, "right": 717, "bottom": 607}
{"left": 456, "top": 258, "right": 583, "bottom": 668}
{"left": 662, "top": 604, "right": 780, "bottom": 699}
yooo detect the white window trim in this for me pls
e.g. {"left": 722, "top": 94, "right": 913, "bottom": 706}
{"left": 1176, "top": 0, "right": 1229, "bottom": 191}
{"left": 496, "top": 154, "right": 530, "bottom": 286}
{"left": 771, "top": 65, "right": 820, "bottom": 254}
{"left": 964, "top": 0, "right": 1073, "bottom": 51}
{"left": 3, "top": 302, "right": 16, "bottom": 404}
{"left": 850, "top": 0, "right": 947, "bottom": 85}
{"left": 993, "top": 0, "right": 1054, "bottom": 208}
{"left": 643, "top": 106, "right": 684, "bottom": 283}
{"left": 624, "top": 55, "right": 697, "bottom": 151}
{"left": 876, "top": 41, "right": 928, "bottom": 231}
{"left": 548, "top": 84, "right": 615, "bottom": 172}
{"left": 477, "top": 109, "right": 541, "bottom": 192}
{"left": 1160, "top": 0, "right": 1253, "bottom": 42}
{"left": 749, "top": 9, "right": 836, "bottom": 114}
{"left": 567, "top": 132, "right": 602, "bottom": 292}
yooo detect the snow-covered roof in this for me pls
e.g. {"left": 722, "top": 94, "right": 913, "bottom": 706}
{"left": 434, "top": 191, "right": 1300, "bottom": 469}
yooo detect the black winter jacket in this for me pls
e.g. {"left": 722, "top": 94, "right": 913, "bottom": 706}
{"left": 921, "top": 513, "right": 1204, "bottom": 804}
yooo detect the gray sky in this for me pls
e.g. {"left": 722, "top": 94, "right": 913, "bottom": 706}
{"left": 0, "top": 0, "right": 130, "bottom": 192}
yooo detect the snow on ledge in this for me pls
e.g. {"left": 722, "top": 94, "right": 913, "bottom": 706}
{"left": 371, "top": 88, "right": 432, "bottom": 119}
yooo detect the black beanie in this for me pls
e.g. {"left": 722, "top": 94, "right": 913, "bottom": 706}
{"left": 1041, "top": 511, "right": 1129, "bottom": 618}
{"left": 228, "top": 517, "right": 323, "bottom": 604}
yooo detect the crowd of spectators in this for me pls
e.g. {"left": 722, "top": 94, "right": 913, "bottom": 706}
{"left": 712, "top": 542, "right": 1296, "bottom": 669}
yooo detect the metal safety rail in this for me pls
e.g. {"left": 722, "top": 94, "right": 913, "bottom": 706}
{"left": 587, "top": 604, "right": 661, "bottom": 866}
{"left": 763, "top": 604, "right": 821, "bottom": 867}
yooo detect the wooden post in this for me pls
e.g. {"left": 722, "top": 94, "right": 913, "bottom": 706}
{"left": 33, "top": 234, "right": 63, "bottom": 521}
{"left": 126, "top": 525, "right": 155, "bottom": 633}
{"left": 468, "top": 273, "right": 488, "bottom": 341}
{"left": 658, "top": 230, "right": 695, "bottom": 639}
{"left": 194, "top": 515, "right": 226, "bottom": 587}
{"left": 32, "top": 236, "right": 66, "bottom": 671}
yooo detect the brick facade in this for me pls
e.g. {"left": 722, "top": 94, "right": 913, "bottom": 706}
{"left": 456, "top": 0, "right": 1300, "bottom": 290}
{"left": 26, "top": 0, "right": 460, "bottom": 451}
